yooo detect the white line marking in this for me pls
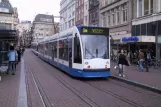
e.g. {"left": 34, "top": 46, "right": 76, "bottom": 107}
{"left": 17, "top": 58, "right": 28, "bottom": 107}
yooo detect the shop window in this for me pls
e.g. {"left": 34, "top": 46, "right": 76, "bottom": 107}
{"left": 136, "top": 25, "right": 141, "bottom": 36}
{"left": 158, "top": 21, "right": 161, "bottom": 35}
{"left": 132, "top": 25, "right": 136, "bottom": 36}
{"left": 141, "top": 24, "right": 146, "bottom": 35}
{"left": 147, "top": 22, "right": 153, "bottom": 36}
{"left": 74, "top": 33, "right": 82, "bottom": 63}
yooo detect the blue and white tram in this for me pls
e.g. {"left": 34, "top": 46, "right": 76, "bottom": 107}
{"left": 34, "top": 26, "right": 110, "bottom": 78}
{"left": 31, "top": 42, "right": 38, "bottom": 55}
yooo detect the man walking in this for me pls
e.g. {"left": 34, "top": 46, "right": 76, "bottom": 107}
{"left": 7, "top": 45, "right": 18, "bottom": 75}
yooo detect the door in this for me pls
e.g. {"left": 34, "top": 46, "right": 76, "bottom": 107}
{"left": 68, "top": 38, "right": 72, "bottom": 67}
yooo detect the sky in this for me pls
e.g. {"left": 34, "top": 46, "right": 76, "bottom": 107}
{"left": 10, "top": 0, "right": 61, "bottom": 22}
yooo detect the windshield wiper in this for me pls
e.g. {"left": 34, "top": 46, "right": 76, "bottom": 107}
{"left": 85, "top": 48, "right": 95, "bottom": 58}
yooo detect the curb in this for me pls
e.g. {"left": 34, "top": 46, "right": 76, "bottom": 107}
{"left": 110, "top": 76, "right": 161, "bottom": 94}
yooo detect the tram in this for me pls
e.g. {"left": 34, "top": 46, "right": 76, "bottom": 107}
{"left": 31, "top": 42, "right": 38, "bottom": 55}
{"left": 32, "top": 26, "right": 110, "bottom": 78}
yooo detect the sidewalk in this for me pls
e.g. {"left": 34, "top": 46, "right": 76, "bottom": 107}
{"left": 111, "top": 62, "right": 161, "bottom": 91}
{"left": 0, "top": 63, "right": 21, "bottom": 107}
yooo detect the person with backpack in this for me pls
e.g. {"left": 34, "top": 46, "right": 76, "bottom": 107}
{"left": 7, "top": 46, "right": 18, "bottom": 75}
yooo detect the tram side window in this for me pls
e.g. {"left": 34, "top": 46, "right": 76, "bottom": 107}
{"left": 74, "top": 33, "right": 82, "bottom": 63}
{"left": 59, "top": 40, "right": 64, "bottom": 59}
{"left": 54, "top": 42, "right": 57, "bottom": 58}
{"left": 64, "top": 39, "right": 68, "bottom": 61}
{"left": 48, "top": 43, "right": 53, "bottom": 58}
{"left": 45, "top": 43, "right": 48, "bottom": 55}
{"left": 68, "top": 38, "right": 72, "bottom": 59}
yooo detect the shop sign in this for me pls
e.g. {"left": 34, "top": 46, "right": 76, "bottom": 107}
{"left": 122, "top": 36, "right": 139, "bottom": 42}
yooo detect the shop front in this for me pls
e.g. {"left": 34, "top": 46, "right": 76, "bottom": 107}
{"left": 157, "top": 36, "right": 161, "bottom": 60}
{"left": 120, "top": 36, "right": 156, "bottom": 63}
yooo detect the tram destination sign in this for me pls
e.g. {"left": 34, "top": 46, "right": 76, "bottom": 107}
{"left": 80, "top": 27, "right": 109, "bottom": 35}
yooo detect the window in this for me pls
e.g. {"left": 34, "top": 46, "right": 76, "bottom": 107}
{"left": 79, "top": 14, "right": 80, "bottom": 20}
{"left": 116, "top": 7, "right": 120, "bottom": 25}
{"left": 63, "top": 39, "right": 68, "bottom": 61}
{"left": 85, "top": 16, "right": 88, "bottom": 25}
{"left": 160, "top": 0, "right": 161, "bottom": 12}
{"left": 122, "top": 3, "right": 127, "bottom": 23}
{"left": 138, "top": 0, "right": 153, "bottom": 17}
{"left": 144, "top": 0, "right": 149, "bottom": 15}
{"left": 81, "top": 13, "right": 83, "bottom": 19}
{"left": 79, "top": 0, "right": 80, "bottom": 6}
{"left": 85, "top": 4, "right": 87, "bottom": 10}
{"left": 103, "top": 13, "right": 107, "bottom": 27}
{"left": 111, "top": 9, "right": 114, "bottom": 26}
{"left": 138, "top": 0, "right": 143, "bottom": 17}
{"left": 74, "top": 33, "right": 82, "bottom": 63}
{"left": 150, "top": 0, "right": 153, "bottom": 13}
{"left": 90, "top": 13, "right": 92, "bottom": 23}
{"left": 59, "top": 40, "right": 64, "bottom": 60}
{"left": 108, "top": 15, "right": 110, "bottom": 27}
{"left": 72, "top": 19, "right": 74, "bottom": 26}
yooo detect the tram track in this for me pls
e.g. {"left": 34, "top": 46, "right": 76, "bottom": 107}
{"left": 39, "top": 57, "right": 161, "bottom": 107}
{"left": 25, "top": 62, "right": 99, "bottom": 107}
{"left": 82, "top": 79, "right": 161, "bottom": 107}
{"left": 26, "top": 64, "right": 53, "bottom": 107}
{"left": 108, "top": 79, "right": 161, "bottom": 98}
{"left": 27, "top": 50, "right": 161, "bottom": 107}
{"left": 39, "top": 60, "right": 142, "bottom": 107}
{"left": 40, "top": 63, "right": 102, "bottom": 107}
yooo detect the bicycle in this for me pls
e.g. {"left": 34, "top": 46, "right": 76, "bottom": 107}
{"left": 153, "top": 60, "right": 161, "bottom": 69}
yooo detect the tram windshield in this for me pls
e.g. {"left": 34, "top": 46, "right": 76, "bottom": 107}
{"left": 81, "top": 35, "right": 109, "bottom": 59}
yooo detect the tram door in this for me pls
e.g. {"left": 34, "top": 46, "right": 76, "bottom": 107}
{"left": 68, "top": 38, "right": 72, "bottom": 67}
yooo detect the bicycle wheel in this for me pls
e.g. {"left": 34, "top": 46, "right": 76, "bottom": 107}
{"left": 154, "top": 62, "right": 158, "bottom": 69}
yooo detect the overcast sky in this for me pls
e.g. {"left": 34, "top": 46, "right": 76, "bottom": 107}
{"left": 10, "top": 0, "right": 61, "bottom": 22}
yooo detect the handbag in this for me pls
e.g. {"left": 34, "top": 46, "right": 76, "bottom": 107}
{"left": 114, "top": 65, "right": 118, "bottom": 70}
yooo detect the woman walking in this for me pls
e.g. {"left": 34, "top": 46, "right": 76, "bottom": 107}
{"left": 118, "top": 49, "right": 129, "bottom": 77}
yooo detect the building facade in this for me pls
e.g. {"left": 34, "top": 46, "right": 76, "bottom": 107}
{"left": 75, "top": 0, "right": 84, "bottom": 26}
{"left": 84, "top": 0, "right": 89, "bottom": 26}
{"left": 17, "top": 21, "right": 32, "bottom": 37}
{"left": 89, "top": 0, "right": 99, "bottom": 26}
{"left": 32, "top": 14, "right": 57, "bottom": 42}
{"left": 60, "top": 0, "right": 75, "bottom": 31}
{"left": 100, "top": 0, "right": 133, "bottom": 46}
{"left": 132, "top": 0, "right": 161, "bottom": 59}
{"left": 0, "top": 0, "right": 19, "bottom": 30}
{"left": 17, "top": 21, "right": 32, "bottom": 47}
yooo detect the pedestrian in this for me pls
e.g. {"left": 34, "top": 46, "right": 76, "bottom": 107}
{"left": 144, "top": 50, "right": 151, "bottom": 72}
{"left": 117, "top": 49, "right": 129, "bottom": 77}
{"left": 127, "top": 51, "right": 131, "bottom": 65}
{"left": 17, "top": 47, "right": 21, "bottom": 62}
{"left": 20, "top": 47, "right": 23, "bottom": 56}
{"left": 7, "top": 45, "right": 18, "bottom": 75}
{"left": 138, "top": 49, "right": 144, "bottom": 72}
